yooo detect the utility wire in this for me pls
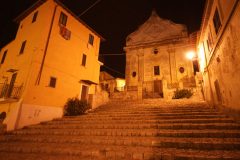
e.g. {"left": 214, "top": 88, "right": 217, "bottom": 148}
{"left": 100, "top": 54, "right": 125, "bottom": 56}
{"left": 102, "top": 65, "right": 125, "bottom": 77}
{"left": 78, "top": 0, "right": 102, "bottom": 17}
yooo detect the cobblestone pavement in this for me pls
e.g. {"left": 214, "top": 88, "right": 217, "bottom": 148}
{"left": 0, "top": 98, "right": 240, "bottom": 160}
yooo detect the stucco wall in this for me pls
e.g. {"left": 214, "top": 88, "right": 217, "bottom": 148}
{"left": 0, "top": 0, "right": 102, "bottom": 129}
{"left": 208, "top": 4, "right": 240, "bottom": 111}
{"left": 198, "top": 0, "right": 240, "bottom": 114}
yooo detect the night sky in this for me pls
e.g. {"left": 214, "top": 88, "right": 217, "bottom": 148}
{"left": 0, "top": 0, "right": 206, "bottom": 78}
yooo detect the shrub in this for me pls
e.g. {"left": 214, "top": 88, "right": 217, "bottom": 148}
{"left": 172, "top": 89, "right": 193, "bottom": 99}
{"left": 64, "top": 98, "right": 90, "bottom": 116}
{"left": 0, "top": 112, "right": 6, "bottom": 123}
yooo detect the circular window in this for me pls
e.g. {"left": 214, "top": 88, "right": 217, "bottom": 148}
{"left": 179, "top": 67, "right": 185, "bottom": 73}
{"left": 153, "top": 48, "right": 158, "bottom": 54}
{"left": 132, "top": 71, "right": 137, "bottom": 77}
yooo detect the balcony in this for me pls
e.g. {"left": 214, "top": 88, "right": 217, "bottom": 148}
{"left": 0, "top": 83, "right": 23, "bottom": 100}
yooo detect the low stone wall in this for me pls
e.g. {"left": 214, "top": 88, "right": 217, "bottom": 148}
{"left": 17, "top": 104, "right": 63, "bottom": 129}
{"left": 89, "top": 91, "right": 109, "bottom": 109}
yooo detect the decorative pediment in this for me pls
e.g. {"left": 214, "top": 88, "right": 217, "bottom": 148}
{"left": 126, "top": 10, "right": 188, "bottom": 46}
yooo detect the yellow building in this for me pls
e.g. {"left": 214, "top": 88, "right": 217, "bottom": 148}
{"left": 197, "top": 0, "right": 240, "bottom": 116}
{"left": 0, "top": 0, "right": 103, "bottom": 130}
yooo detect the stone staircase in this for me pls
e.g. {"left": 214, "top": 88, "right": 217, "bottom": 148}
{"left": 0, "top": 99, "right": 240, "bottom": 160}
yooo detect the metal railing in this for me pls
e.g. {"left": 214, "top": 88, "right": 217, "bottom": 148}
{"left": 0, "top": 83, "right": 23, "bottom": 99}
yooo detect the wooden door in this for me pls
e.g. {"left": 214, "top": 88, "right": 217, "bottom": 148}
{"left": 81, "top": 85, "right": 88, "bottom": 101}
{"left": 154, "top": 80, "right": 163, "bottom": 93}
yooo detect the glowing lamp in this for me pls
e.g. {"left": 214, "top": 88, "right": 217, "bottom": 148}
{"left": 186, "top": 51, "right": 196, "bottom": 60}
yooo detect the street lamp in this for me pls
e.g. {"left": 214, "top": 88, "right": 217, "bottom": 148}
{"left": 186, "top": 51, "right": 196, "bottom": 60}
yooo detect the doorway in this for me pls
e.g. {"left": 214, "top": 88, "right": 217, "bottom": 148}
{"left": 154, "top": 80, "right": 163, "bottom": 97}
{"left": 81, "top": 85, "right": 89, "bottom": 101}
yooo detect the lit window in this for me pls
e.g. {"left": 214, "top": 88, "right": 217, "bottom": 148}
{"left": 88, "top": 34, "right": 94, "bottom": 45}
{"left": 154, "top": 66, "right": 160, "bottom": 75}
{"left": 82, "top": 54, "right": 87, "bottom": 66}
{"left": 32, "top": 11, "right": 38, "bottom": 23}
{"left": 19, "top": 40, "right": 27, "bottom": 54}
{"left": 49, "top": 77, "right": 57, "bottom": 88}
{"left": 213, "top": 8, "right": 222, "bottom": 34}
{"left": 1, "top": 50, "right": 7, "bottom": 64}
{"left": 59, "top": 12, "right": 68, "bottom": 26}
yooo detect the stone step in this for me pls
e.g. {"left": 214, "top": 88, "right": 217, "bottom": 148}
{"left": 88, "top": 110, "right": 219, "bottom": 114}
{"left": 10, "top": 128, "right": 240, "bottom": 138}
{"left": 0, "top": 152, "right": 92, "bottom": 160}
{"left": 86, "top": 112, "right": 223, "bottom": 117}
{"left": 58, "top": 114, "right": 228, "bottom": 121}
{"left": 26, "top": 123, "right": 240, "bottom": 130}
{"left": 0, "top": 142, "right": 240, "bottom": 160}
{"left": 49, "top": 117, "right": 236, "bottom": 124}
{"left": 1, "top": 135, "right": 240, "bottom": 151}
{"left": 93, "top": 107, "right": 214, "bottom": 112}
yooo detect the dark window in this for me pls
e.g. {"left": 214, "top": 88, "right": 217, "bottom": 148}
{"left": 49, "top": 77, "right": 57, "bottom": 88}
{"left": 154, "top": 66, "right": 160, "bottom": 75}
{"left": 1, "top": 50, "right": 7, "bottom": 64}
{"left": 59, "top": 12, "right": 67, "bottom": 26}
{"left": 88, "top": 34, "right": 94, "bottom": 45}
{"left": 153, "top": 48, "right": 158, "bottom": 54}
{"left": 193, "top": 60, "right": 199, "bottom": 75}
{"left": 19, "top": 41, "right": 27, "bottom": 54}
{"left": 132, "top": 71, "right": 136, "bottom": 77}
{"left": 32, "top": 11, "right": 38, "bottom": 23}
{"left": 82, "top": 54, "right": 87, "bottom": 66}
{"left": 213, "top": 8, "right": 222, "bottom": 34}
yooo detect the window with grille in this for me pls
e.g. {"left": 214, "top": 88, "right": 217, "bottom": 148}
{"left": 59, "top": 12, "right": 67, "bottom": 26}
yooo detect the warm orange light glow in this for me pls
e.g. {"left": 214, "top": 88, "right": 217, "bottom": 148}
{"left": 198, "top": 44, "right": 206, "bottom": 72}
{"left": 186, "top": 51, "right": 196, "bottom": 60}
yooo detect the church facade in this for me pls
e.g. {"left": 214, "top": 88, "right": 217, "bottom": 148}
{"left": 125, "top": 11, "right": 199, "bottom": 99}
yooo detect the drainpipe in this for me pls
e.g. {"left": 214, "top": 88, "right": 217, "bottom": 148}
{"left": 36, "top": 5, "right": 58, "bottom": 85}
